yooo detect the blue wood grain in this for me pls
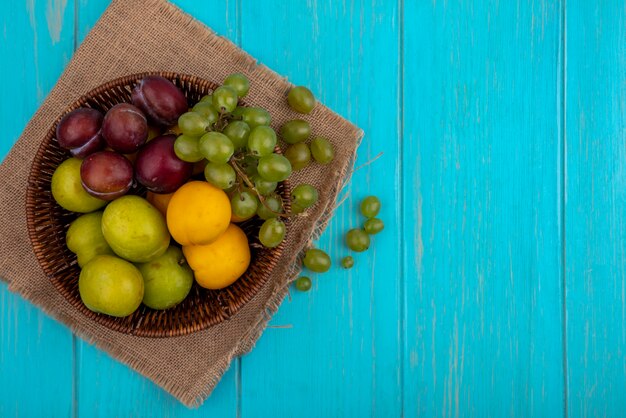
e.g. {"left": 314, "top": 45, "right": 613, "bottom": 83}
{"left": 402, "top": 1, "right": 566, "bottom": 416}
{"left": 73, "top": 1, "right": 241, "bottom": 416}
{"left": 565, "top": 1, "right": 626, "bottom": 416}
{"left": 0, "top": 0, "right": 76, "bottom": 416}
{"left": 237, "top": 1, "right": 403, "bottom": 417}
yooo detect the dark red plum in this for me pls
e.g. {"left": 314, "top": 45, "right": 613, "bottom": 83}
{"left": 80, "top": 151, "right": 134, "bottom": 200}
{"left": 131, "top": 76, "right": 188, "bottom": 127}
{"left": 102, "top": 103, "right": 148, "bottom": 153}
{"left": 56, "top": 108, "right": 105, "bottom": 158}
{"left": 135, "top": 135, "right": 193, "bottom": 193}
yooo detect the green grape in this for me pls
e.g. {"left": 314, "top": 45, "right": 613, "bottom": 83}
{"left": 257, "top": 154, "right": 292, "bottom": 182}
{"left": 192, "top": 102, "right": 219, "bottom": 125}
{"left": 257, "top": 194, "right": 283, "bottom": 220}
{"left": 241, "top": 155, "right": 259, "bottom": 176}
{"left": 199, "top": 132, "right": 235, "bottom": 163}
{"left": 223, "top": 120, "right": 251, "bottom": 149}
{"left": 248, "top": 126, "right": 277, "bottom": 157}
{"left": 360, "top": 196, "right": 381, "bottom": 218}
{"left": 295, "top": 276, "right": 312, "bottom": 292}
{"left": 280, "top": 119, "right": 310, "bottom": 144}
{"left": 259, "top": 218, "right": 286, "bottom": 248}
{"left": 284, "top": 143, "right": 311, "bottom": 171}
{"left": 204, "top": 162, "right": 236, "bottom": 189}
{"left": 303, "top": 248, "right": 331, "bottom": 273}
{"left": 242, "top": 107, "right": 271, "bottom": 128}
{"left": 291, "top": 184, "right": 318, "bottom": 210}
{"left": 178, "top": 112, "right": 208, "bottom": 137}
{"left": 287, "top": 86, "right": 316, "bottom": 114}
{"left": 174, "top": 135, "right": 204, "bottom": 163}
{"left": 310, "top": 137, "right": 335, "bottom": 164}
{"left": 199, "top": 94, "right": 213, "bottom": 103}
{"left": 212, "top": 85, "right": 239, "bottom": 113}
{"left": 252, "top": 174, "right": 277, "bottom": 195}
{"left": 345, "top": 229, "right": 370, "bottom": 252}
{"left": 364, "top": 218, "right": 384, "bottom": 235}
{"left": 341, "top": 256, "right": 354, "bottom": 269}
{"left": 224, "top": 73, "right": 250, "bottom": 98}
{"left": 231, "top": 106, "right": 245, "bottom": 118}
{"left": 231, "top": 190, "right": 258, "bottom": 221}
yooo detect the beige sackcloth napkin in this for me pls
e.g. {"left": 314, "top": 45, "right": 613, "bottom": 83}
{"left": 0, "top": 0, "right": 362, "bottom": 408}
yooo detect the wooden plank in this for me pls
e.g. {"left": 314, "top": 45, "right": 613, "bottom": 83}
{"left": 238, "top": 1, "right": 403, "bottom": 416}
{"left": 402, "top": 1, "right": 566, "bottom": 416}
{"left": 565, "top": 1, "right": 626, "bottom": 416}
{"left": 0, "top": 0, "right": 76, "bottom": 416}
{"left": 74, "top": 1, "right": 240, "bottom": 416}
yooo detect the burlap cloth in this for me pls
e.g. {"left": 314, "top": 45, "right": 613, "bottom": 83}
{"left": 0, "top": 0, "right": 361, "bottom": 408}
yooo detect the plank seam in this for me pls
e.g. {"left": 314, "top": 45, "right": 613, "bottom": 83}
{"left": 398, "top": 0, "right": 406, "bottom": 416}
{"left": 559, "top": 0, "right": 569, "bottom": 415}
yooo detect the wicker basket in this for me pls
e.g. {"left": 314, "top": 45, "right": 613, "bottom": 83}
{"left": 25, "top": 72, "right": 289, "bottom": 338}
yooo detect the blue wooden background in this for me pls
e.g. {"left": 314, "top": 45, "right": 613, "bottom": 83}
{"left": 1, "top": 0, "right": 625, "bottom": 416}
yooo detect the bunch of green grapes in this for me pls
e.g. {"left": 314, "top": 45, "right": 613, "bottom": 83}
{"left": 173, "top": 74, "right": 329, "bottom": 249}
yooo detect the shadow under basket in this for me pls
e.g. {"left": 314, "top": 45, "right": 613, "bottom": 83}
{"left": 25, "top": 72, "right": 289, "bottom": 338}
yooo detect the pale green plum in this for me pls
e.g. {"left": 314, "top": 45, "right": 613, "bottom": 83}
{"left": 79, "top": 255, "right": 144, "bottom": 317}
{"left": 66, "top": 211, "right": 114, "bottom": 267}
{"left": 51, "top": 158, "right": 107, "bottom": 213}
{"left": 102, "top": 195, "right": 170, "bottom": 263}
{"left": 137, "top": 246, "right": 194, "bottom": 310}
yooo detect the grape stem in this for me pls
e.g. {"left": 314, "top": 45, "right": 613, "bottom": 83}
{"left": 229, "top": 159, "right": 294, "bottom": 219}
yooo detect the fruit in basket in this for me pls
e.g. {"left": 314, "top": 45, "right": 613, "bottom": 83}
{"left": 79, "top": 255, "right": 144, "bottom": 317}
{"left": 174, "top": 134, "right": 204, "bottom": 163}
{"left": 66, "top": 211, "right": 114, "bottom": 267}
{"left": 258, "top": 218, "right": 286, "bottom": 248}
{"left": 257, "top": 154, "right": 292, "bottom": 182}
{"left": 80, "top": 151, "right": 133, "bottom": 200}
{"left": 204, "top": 162, "right": 236, "bottom": 190}
{"left": 146, "top": 191, "right": 174, "bottom": 216}
{"left": 56, "top": 108, "right": 105, "bottom": 158}
{"left": 212, "top": 85, "right": 239, "bottom": 113}
{"left": 223, "top": 120, "right": 251, "bottom": 149}
{"left": 101, "top": 195, "right": 170, "bottom": 263}
{"left": 51, "top": 158, "right": 107, "bottom": 213}
{"left": 183, "top": 224, "right": 250, "bottom": 289}
{"left": 101, "top": 103, "right": 148, "bottom": 153}
{"left": 191, "top": 101, "right": 219, "bottom": 125}
{"left": 248, "top": 126, "right": 277, "bottom": 157}
{"left": 291, "top": 183, "right": 319, "bottom": 213}
{"left": 131, "top": 76, "right": 188, "bottom": 126}
{"left": 230, "top": 190, "right": 258, "bottom": 222}
{"left": 223, "top": 73, "right": 250, "bottom": 98}
{"left": 287, "top": 86, "right": 316, "bottom": 114}
{"left": 167, "top": 181, "right": 231, "bottom": 246}
{"left": 256, "top": 194, "right": 283, "bottom": 220}
{"left": 135, "top": 135, "right": 193, "bottom": 193}
{"left": 241, "top": 107, "right": 271, "bottom": 129}
{"left": 137, "top": 246, "right": 193, "bottom": 310}
{"left": 178, "top": 111, "right": 209, "bottom": 137}
{"left": 199, "top": 132, "right": 235, "bottom": 164}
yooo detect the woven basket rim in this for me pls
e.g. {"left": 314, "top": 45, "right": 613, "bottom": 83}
{"left": 25, "top": 71, "right": 289, "bottom": 338}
